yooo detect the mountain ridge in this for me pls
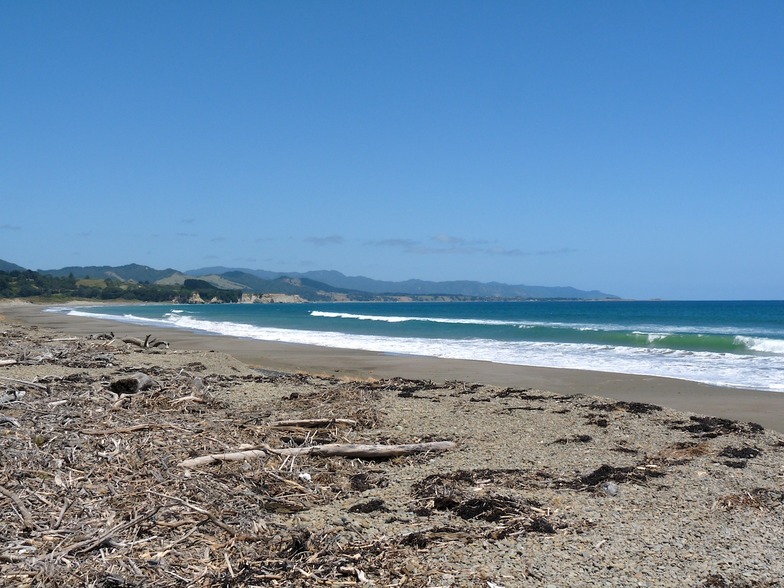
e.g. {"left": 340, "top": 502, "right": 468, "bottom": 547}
{"left": 186, "top": 266, "right": 618, "bottom": 299}
{"left": 1, "top": 259, "right": 618, "bottom": 300}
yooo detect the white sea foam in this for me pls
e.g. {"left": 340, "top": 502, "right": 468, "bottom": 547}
{"left": 309, "top": 310, "right": 519, "bottom": 326}
{"left": 736, "top": 336, "right": 784, "bottom": 355}
{"left": 54, "top": 308, "right": 175, "bottom": 329}
{"left": 310, "top": 310, "right": 773, "bottom": 339}
{"left": 50, "top": 306, "right": 784, "bottom": 393}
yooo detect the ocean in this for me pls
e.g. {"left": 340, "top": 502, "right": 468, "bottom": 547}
{"left": 49, "top": 300, "right": 784, "bottom": 393}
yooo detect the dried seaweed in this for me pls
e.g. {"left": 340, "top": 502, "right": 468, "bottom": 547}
{"left": 674, "top": 416, "right": 765, "bottom": 438}
{"left": 411, "top": 470, "right": 561, "bottom": 538}
{"left": 493, "top": 388, "right": 570, "bottom": 402}
{"left": 713, "top": 488, "right": 784, "bottom": 511}
{"left": 718, "top": 446, "right": 762, "bottom": 459}
{"left": 347, "top": 498, "right": 388, "bottom": 514}
{"left": 589, "top": 400, "right": 663, "bottom": 414}
{"left": 566, "top": 463, "right": 667, "bottom": 490}
{"left": 551, "top": 434, "right": 592, "bottom": 445}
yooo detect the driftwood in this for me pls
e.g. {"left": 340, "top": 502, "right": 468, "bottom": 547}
{"left": 0, "top": 376, "right": 49, "bottom": 392}
{"left": 0, "top": 415, "right": 20, "bottom": 427}
{"left": 60, "top": 507, "right": 162, "bottom": 556}
{"left": 0, "top": 485, "right": 37, "bottom": 531}
{"left": 122, "top": 334, "right": 169, "bottom": 349}
{"left": 0, "top": 390, "right": 26, "bottom": 406}
{"left": 149, "top": 491, "right": 239, "bottom": 537}
{"left": 0, "top": 359, "right": 17, "bottom": 367}
{"left": 269, "top": 418, "right": 359, "bottom": 428}
{"left": 79, "top": 423, "right": 177, "bottom": 435}
{"left": 178, "top": 441, "right": 457, "bottom": 469}
{"left": 109, "top": 372, "right": 158, "bottom": 395}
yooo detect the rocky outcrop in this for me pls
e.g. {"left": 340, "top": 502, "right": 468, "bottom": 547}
{"left": 188, "top": 292, "right": 205, "bottom": 304}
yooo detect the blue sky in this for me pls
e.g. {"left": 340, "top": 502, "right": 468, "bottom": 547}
{"left": 2, "top": 1, "right": 782, "bottom": 300}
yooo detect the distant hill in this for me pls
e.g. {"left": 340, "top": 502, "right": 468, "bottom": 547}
{"left": 218, "top": 272, "right": 375, "bottom": 301}
{"left": 188, "top": 266, "right": 617, "bottom": 300}
{"left": 41, "top": 263, "right": 179, "bottom": 283}
{"left": 155, "top": 271, "right": 249, "bottom": 291}
{"left": 0, "top": 259, "right": 27, "bottom": 273}
{"left": 15, "top": 260, "right": 618, "bottom": 301}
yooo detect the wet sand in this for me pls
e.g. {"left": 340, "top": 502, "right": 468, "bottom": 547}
{"left": 3, "top": 301, "right": 784, "bottom": 433}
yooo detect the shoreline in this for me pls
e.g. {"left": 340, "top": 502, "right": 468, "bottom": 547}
{"left": 3, "top": 300, "right": 784, "bottom": 433}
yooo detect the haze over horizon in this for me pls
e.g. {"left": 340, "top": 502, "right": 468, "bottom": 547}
{"left": 2, "top": 2, "right": 783, "bottom": 300}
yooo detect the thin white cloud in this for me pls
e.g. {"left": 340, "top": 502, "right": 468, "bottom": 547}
{"left": 367, "top": 238, "right": 420, "bottom": 248}
{"left": 535, "top": 248, "right": 577, "bottom": 256}
{"left": 305, "top": 235, "right": 346, "bottom": 246}
{"left": 433, "top": 234, "right": 490, "bottom": 247}
{"left": 367, "top": 235, "right": 574, "bottom": 258}
{"left": 485, "top": 246, "right": 525, "bottom": 256}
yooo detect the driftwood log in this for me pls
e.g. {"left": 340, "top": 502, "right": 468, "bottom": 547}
{"left": 269, "top": 418, "right": 358, "bottom": 428}
{"left": 122, "top": 334, "right": 169, "bottom": 349}
{"left": 178, "top": 441, "right": 457, "bottom": 469}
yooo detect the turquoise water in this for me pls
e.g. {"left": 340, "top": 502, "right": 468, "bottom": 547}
{"left": 50, "top": 300, "right": 784, "bottom": 392}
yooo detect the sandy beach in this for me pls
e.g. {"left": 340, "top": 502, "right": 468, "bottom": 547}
{"left": 2, "top": 301, "right": 784, "bottom": 586}
{"left": 3, "top": 301, "right": 784, "bottom": 433}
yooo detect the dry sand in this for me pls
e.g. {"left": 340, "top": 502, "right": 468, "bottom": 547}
{"left": 2, "top": 301, "right": 784, "bottom": 587}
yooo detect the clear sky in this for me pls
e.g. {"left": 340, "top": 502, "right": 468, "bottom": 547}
{"left": 2, "top": 1, "right": 782, "bottom": 300}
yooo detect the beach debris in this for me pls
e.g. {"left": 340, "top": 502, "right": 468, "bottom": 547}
{"left": 712, "top": 488, "right": 784, "bottom": 511}
{"left": 401, "top": 525, "right": 475, "bottom": 547}
{"left": 672, "top": 415, "right": 765, "bottom": 438}
{"left": 0, "top": 485, "right": 37, "bottom": 531}
{"left": 718, "top": 445, "right": 762, "bottom": 459}
{"left": 2, "top": 321, "right": 784, "bottom": 587}
{"left": 269, "top": 417, "right": 359, "bottom": 428}
{"left": 178, "top": 440, "right": 457, "bottom": 468}
{"left": 411, "top": 469, "right": 561, "bottom": 539}
{"left": 567, "top": 463, "right": 667, "bottom": 490}
{"left": 551, "top": 433, "right": 592, "bottom": 444}
{"left": 0, "top": 375, "right": 49, "bottom": 392}
{"left": 86, "top": 331, "right": 115, "bottom": 340}
{"left": 0, "top": 389, "right": 25, "bottom": 406}
{"left": 357, "top": 376, "right": 440, "bottom": 398}
{"left": 653, "top": 441, "right": 711, "bottom": 464}
{"left": 121, "top": 334, "right": 169, "bottom": 349}
{"left": 109, "top": 371, "right": 158, "bottom": 394}
{"left": 348, "top": 498, "right": 388, "bottom": 514}
{"left": 589, "top": 400, "right": 663, "bottom": 414}
{"left": 0, "top": 415, "right": 20, "bottom": 427}
{"left": 602, "top": 481, "right": 619, "bottom": 496}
